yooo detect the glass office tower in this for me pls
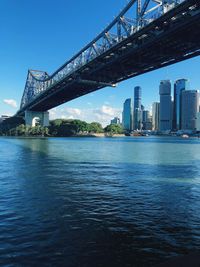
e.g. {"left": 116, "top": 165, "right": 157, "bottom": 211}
{"left": 134, "top": 86, "right": 142, "bottom": 130}
{"left": 173, "top": 79, "right": 189, "bottom": 130}
{"left": 159, "top": 80, "right": 172, "bottom": 131}
{"left": 181, "top": 90, "right": 199, "bottom": 130}
{"left": 122, "top": 98, "right": 133, "bottom": 131}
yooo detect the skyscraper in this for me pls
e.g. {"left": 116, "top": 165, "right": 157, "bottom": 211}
{"left": 181, "top": 90, "right": 199, "bottom": 131}
{"left": 159, "top": 80, "right": 172, "bottom": 131}
{"left": 122, "top": 98, "right": 133, "bottom": 131}
{"left": 173, "top": 79, "right": 189, "bottom": 130}
{"left": 196, "top": 112, "right": 200, "bottom": 131}
{"left": 152, "top": 102, "right": 160, "bottom": 131}
{"left": 142, "top": 110, "right": 152, "bottom": 130}
{"left": 110, "top": 117, "right": 120, "bottom": 125}
{"left": 134, "top": 86, "right": 142, "bottom": 130}
{"left": 142, "top": 110, "right": 151, "bottom": 123}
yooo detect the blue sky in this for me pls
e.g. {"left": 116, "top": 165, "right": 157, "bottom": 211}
{"left": 1, "top": 0, "right": 200, "bottom": 125}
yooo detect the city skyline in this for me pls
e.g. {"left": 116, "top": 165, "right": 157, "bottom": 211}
{"left": 1, "top": 0, "right": 200, "bottom": 126}
{"left": 121, "top": 78, "right": 200, "bottom": 133}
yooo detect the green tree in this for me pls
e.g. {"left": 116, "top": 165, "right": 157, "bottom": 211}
{"left": 71, "top": 120, "right": 89, "bottom": 133}
{"left": 0, "top": 116, "right": 25, "bottom": 136}
{"left": 50, "top": 119, "right": 63, "bottom": 127}
{"left": 104, "top": 124, "right": 124, "bottom": 135}
{"left": 16, "top": 124, "right": 26, "bottom": 136}
{"left": 42, "top": 127, "right": 49, "bottom": 136}
{"left": 88, "top": 122, "right": 103, "bottom": 133}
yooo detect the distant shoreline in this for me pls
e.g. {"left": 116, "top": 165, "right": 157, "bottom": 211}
{"left": 0, "top": 133, "right": 126, "bottom": 138}
{"left": 1, "top": 134, "right": 200, "bottom": 139}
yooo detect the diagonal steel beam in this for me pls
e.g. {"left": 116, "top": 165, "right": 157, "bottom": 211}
{"left": 140, "top": 0, "right": 151, "bottom": 18}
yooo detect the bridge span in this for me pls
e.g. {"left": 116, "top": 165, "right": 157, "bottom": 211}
{"left": 16, "top": 0, "right": 200, "bottom": 126}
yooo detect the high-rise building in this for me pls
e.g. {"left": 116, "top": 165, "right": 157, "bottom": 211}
{"left": 111, "top": 117, "right": 120, "bottom": 125}
{"left": 159, "top": 80, "right": 172, "bottom": 131}
{"left": 122, "top": 98, "right": 133, "bottom": 131}
{"left": 173, "top": 79, "right": 189, "bottom": 130}
{"left": 181, "top": 90, "right": 199, "bottom": 131}
{"left": 134, "top": 86, "right": 142, "bottom": 130}
{"left": 196, "top": 112, "right": 200, "bottom": 131}
{"left": 142, "top": 110, "right": 152, "bottom": 130}
{"left": 142, "top": 110, "right": 150, "bottom": 123}
{"left": 152, "top": 102, "right": 160, "bottom": 131}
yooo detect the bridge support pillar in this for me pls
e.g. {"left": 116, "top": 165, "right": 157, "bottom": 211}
{"left": 25, "top": 111, "right": 49, "bottom": 127}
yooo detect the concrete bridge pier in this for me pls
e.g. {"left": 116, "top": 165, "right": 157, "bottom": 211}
{"left": 25, "top": 111, "right": 49, "bottom": 127}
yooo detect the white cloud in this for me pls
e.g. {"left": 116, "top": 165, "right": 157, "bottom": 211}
{"left": 49, "top": 108, "right": 57, "bottom": 117}
{"left": 3, "top": 99, "right": 17, "bottom": 108}
{"left": 65, "top": 107, "right": 82, "bottom": 116}
{"left": 92, "top": 105, "right": 122, "bottom": 126}
{"left": 101, "top": 105, "right": 116, "bottom": 116}
{"left": 49, "top": 105, "right": 122, "bottom": 127}
{"left": 49, "top": 107, "right": 83, "bottom": 120}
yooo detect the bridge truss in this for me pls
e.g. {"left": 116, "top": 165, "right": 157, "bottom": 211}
{"left": 18, "top": 0, "right": 200, "bottom": 114}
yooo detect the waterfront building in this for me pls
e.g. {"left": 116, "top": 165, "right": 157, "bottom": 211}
{"left": 134, "top": 86, "right": 142, "bottom": 130}
{"left": 111, "top": 117, "right": 120, "bottom": 125}
{"left": 152, "top": 102, "right": 160, "bottom": 131}
{"left": 196, "top": 112, "right": 200, "bottom": 131}
{"left": 159, "top": 80, "right": 172, "bottom": 131}
{"left": 142, "top": 110, "right": 152, "bottom": 130}
{"left": 122, "top": 98, "right": 133, "bottom": 131}
{"left": 142, "top": 110, "right": 150, "bottom": 123}
{"left": 173, "top": 79, "right": 189, "bottom": 130}
{"left": 181, "top": 90, "right": 199, "bottom": 131}
{"left": 143, "top": 121, "right": 152, "bottom": 131}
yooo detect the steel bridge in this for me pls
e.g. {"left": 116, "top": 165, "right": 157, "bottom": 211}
{"left": 16, "top": 0, "right": 200, "bottom": 124}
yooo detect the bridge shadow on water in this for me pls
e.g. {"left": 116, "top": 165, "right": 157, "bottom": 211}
{"left": 1, "top": 137, "right": 200, "bottom": 267}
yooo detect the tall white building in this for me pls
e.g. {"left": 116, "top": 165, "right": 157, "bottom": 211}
{"left": 159, "top": 80, "right": 172, "bottom": 131}
{"left": 152, "top": 102, "right": 160, "bottom": 131}
{"left": 181, "top": 90, "right": 199, "bottom": 131}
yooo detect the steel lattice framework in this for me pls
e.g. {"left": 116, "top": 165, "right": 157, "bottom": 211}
{"left": 18, "top": 0, "right": 200, "bottom": 115}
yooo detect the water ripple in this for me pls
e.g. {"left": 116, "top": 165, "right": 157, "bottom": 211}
{"left": 0, "top": 137, "right": 200, "bottom": 266}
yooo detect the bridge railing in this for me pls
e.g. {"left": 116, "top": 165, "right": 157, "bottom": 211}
{"left": 20, "top": 0, "right": 186, "bottom": 109}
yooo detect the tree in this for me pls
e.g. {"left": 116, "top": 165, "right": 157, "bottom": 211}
{"left": 16, "top": 124, "right": 26, "bottom": 136}
{"left": 104, "top": 124, "right": 124, "bottom": 135}
{"left": 88, "top": 122, "right": 104, "bottom": 133}
{"left": 71, "top": 120, "right": 89, "bottom": 133}
{"left": 42, "top": 127, "right": 49, "bottom": 136}
{"left": 50, "top": 119, "right": 63, "bottom": 127}
{"left": 0, "top": 118, "right": 107, "bottom": 137}
{"left": 0, "top": 116, "right": 25, "bottom": 135}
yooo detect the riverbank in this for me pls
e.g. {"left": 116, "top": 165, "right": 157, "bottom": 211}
{"left": 76, "top": 133, "right": 125, "bottom": 137}
{"left": 0, "top": 119, "right": 124, "bottom": 137}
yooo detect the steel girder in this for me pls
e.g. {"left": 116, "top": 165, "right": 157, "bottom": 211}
{"left": 19, "top": 0, "right": 191, "bottom": 112}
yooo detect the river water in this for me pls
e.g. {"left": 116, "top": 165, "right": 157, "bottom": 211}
{"left": 0, "top": 136, "right": 200, "bottom": 267}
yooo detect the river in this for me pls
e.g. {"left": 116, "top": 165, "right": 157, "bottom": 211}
{"left": 0, "top": 136, "right": 200, "bottom": 266}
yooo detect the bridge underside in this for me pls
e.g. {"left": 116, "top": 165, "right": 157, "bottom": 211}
{"left": 17, "top": 0, "right": 200, "bottom": 115}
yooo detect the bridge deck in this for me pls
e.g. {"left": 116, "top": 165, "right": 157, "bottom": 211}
{"left": 17, "top": 0, "right": 200, "bottom": 115}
